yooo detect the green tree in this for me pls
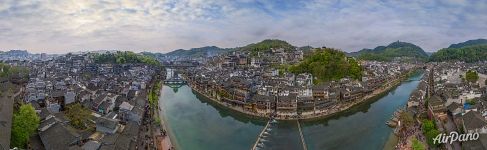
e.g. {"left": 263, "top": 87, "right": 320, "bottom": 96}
{"left": 399, "top": 111, "right": 414, "bottom": 127}
{"left": 465, "top": 70, "right": 479, "bottom": 83}
{"left": 422, "top": 119, "right": 435, "bottom": 132}
{"left": 425, "top": 129, "right": 441, "bottom": 147}
{"left": 65, "top": 103, "right": 91, "bottom": 130}
{"left": 466, "top": 99, "right": 476, "bottom": 105}
{"left": 412, "top": 137, "right": 425, "bottom": 150}
{"left": 10, "top": 104, "right": 40, "bottom": 148}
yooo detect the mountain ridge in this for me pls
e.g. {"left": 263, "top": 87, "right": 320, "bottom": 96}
{"left": 348, "top": 41, "right": 429, "bottom": 61}
{"left": 448, "top": 39, "right": 487, "bottom": 48}
{"left": 430, "top": 39, "right": 487, "bottom": 62}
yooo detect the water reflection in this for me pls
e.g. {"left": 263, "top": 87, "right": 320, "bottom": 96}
{"left": 301, "top": 72, "right": 423, "bottom": 150}
{"left": 160, "top": 71, "right": 423, "bottom": 150}
{"left": 192, "top": 90, "right": 268, "bottom": 125}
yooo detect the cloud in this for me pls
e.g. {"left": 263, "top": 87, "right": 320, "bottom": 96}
{"left": 0, "top": 0, "right": 486, "bottom": 53}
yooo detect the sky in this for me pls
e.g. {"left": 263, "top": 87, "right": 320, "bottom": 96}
{"left": 0, "top": 0, "right": 486, "bottom": 54}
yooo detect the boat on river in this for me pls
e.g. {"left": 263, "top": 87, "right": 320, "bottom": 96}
{"left": 386, "top": 109, "right": 403, "bottom": 127}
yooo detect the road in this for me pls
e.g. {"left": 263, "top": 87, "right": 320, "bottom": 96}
{"left": 0, "top": 87, "right": 23, "bottom": 149}
{"left": 478, "top": 73, "right": 487, "bottom": 87}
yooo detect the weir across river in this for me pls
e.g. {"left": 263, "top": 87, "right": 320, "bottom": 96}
{"left": 252, "top": 119, "right": 307, "bottom": 150}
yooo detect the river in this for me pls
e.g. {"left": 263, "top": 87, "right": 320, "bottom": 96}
{"left": 159, "top": 71, "right": 423, "bottom": 150}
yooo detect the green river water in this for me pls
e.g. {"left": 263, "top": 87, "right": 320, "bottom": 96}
{"left": 159, "top": 72, "right": 423, "bottom": 150}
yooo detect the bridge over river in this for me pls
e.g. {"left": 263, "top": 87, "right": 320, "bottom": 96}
{"left": 159, "top": 70, "right": 423, "bottom": 150}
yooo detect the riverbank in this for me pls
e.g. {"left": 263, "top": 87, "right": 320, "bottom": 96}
{"left": 190, "top": 87, "right": 271, "bottom": 120}
{"left": 298, "top": 70, "right": 414, "bottom": 121}
{"left": 383, "top": 133, "right": 399, "bottom": 150}
{"left": 151, "top": 81, "right": 175, "bottom": 150}
{"left": 186, "top": 69, "right": 421, "bottom": 121}
{"left": 160, "top": 71, "right": 424, "bottom": 150}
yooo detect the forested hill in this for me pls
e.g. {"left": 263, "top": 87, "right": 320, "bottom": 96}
{"left": 430, "top": 39, "right": 487, "bottom": 62}
{"left": 447, "top": 39, "right": 487, "bottom": 48}
{"left": 163, "top": 46, "right": 232, "bottom": 58}
{"left": 349, "top": 41, "right": 429, "bottom": 61}
{"left": 158, "top": 39, "right": 296, "bottom": 58}
{"left": 289, "top": 48, "right": 362, "bottom": 84}
{"left": 237, "top": 39, "right": 296, "bottom": 56}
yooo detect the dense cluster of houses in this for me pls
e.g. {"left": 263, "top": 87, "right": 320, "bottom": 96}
{"left": 405, "top": 62, "right": 487, "bottom": 149}
{"left": 184, "top": 50, "right": 417, "bottom": 119}
{"left": 6, "top": 53, "right": 158, "bottom": 150}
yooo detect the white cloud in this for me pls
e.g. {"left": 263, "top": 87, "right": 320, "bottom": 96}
{"left": 0, "top": 0, "right": 486, "bottom": 53}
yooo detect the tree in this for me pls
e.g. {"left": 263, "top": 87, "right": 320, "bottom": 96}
{"left": 399, "top": 111, "right": 414, "bottom": 128}
{"left": 422, "top": 119, "right": 435, "bottom": 132}
{"left": 10, "top": 104, "right": 40, "bottom": 148}
{"left": 466, "top": 99, "right": 476, "bottom": 105}
{"left": 65, "top": 103, "right": 92, "bottom": 130}
{"left": 412, "top": 137, "right": 425, "bottom": 150}
{"left": 426, "top": 129, "right": 441, "bottom": 147}
{"left": 465, "top": 70, "right": 479, "bottom": 83}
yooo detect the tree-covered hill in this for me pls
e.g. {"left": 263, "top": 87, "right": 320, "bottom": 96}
{"left": 237, "top": 39, "right": 296, "bottom": 56}
{"left": 448, "top": 39, "right": 487, "bottom": 48}
{"left": 157, "top": 39, "right": 297, "bottom": 58}
{"left": 289, "top": 48, "right": 362, "bottom": 84}
{"left": 162, "top": 46, "right": 233, "bottom": 58}
{"left": 429, "top": 44, "right": 487, "bottom": 62}
{"left": 350, "top": 41, "right": 429, "bottom": 61}
{"left": 93, "top": 51, "right": 160, "bottom": 66}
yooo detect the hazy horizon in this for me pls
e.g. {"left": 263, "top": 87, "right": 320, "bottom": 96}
{"left": 1, "top": 0, "right": 486, "bottom": 54}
